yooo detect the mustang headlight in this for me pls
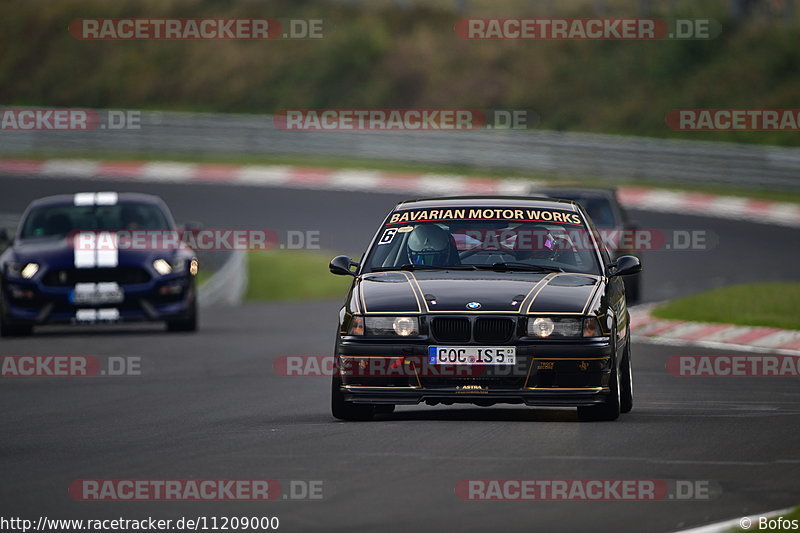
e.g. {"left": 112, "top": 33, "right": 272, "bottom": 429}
{"left": 527, "top": 317, "right": 602, "bottom": 338}
{"left": 153, "top": 258, "right": 188, "bottom": 276}
{"left": 348, "top": 316, "right": 420, "bottom": 336}
{"left": 152, "top": 259, "right": 172, "bottom": 275}
{"left": 6, "top": 262, "right": 39, "bottom": 279}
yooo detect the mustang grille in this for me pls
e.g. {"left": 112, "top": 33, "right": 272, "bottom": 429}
{"left": 42, "top": 267, "right": 151, "bottom": 286}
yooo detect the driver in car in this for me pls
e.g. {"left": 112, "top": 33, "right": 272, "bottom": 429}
{"left": 406, "top": 224, "right": 460, "bottom": 266}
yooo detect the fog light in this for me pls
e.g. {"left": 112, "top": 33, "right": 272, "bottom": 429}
{"left": 530, "top": 317, "right": 555, "bottom": 337}
{"left": 9, "top": 286, "right": 35, "bottom": 300}
{"left": 159, "top": 283, "right": 183, "bottom": 295}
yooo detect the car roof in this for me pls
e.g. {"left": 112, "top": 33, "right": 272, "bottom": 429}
{"left": 26, "top": 192, "right": 165, "bottom": 208}
{"left": 395, "top": 196, "right": 580, "bottom": 211}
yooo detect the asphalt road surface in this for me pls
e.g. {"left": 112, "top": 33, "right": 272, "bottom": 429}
{"left": 1, "top": 175, "right": 799, "bottom": 533}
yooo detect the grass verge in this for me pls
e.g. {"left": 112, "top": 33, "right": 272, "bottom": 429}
{"left": 5, "top": 150, "right": 800, "bottom": 206}
{"left": 245, "top": 250, "right": 351, "bottom": 302}
{"left": 652, "top": 282, "right": 800, "bottom": 331}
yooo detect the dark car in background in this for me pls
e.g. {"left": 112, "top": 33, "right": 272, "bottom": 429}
{"left": 0, "top": 192, "right": 198, "bottom": 336}
{"left": 533, "top": 187, "right": 642, "bottom": 302}
{"left": 329, "top": 196, "right": 641, "bottom": 422}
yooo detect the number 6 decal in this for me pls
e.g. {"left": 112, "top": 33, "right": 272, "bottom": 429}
{"left": 378, "top": 228, "right": 398, "bottom": 245}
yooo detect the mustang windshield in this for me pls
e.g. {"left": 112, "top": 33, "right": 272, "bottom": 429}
{"left": 20, "top": 202, "right": 171, "bottom": 239}
{"left": 364, "top": 206, "right": 602, "bottom": 275}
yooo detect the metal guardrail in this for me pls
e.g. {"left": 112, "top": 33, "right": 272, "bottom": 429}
{"left": 197, "top": 249, "right": 247, "bottom": 307}
{"left": 2, "top": 109, "right": 800, "bottom": 190}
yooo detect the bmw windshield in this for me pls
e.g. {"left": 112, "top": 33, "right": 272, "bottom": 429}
{"left": 363, "top": 205, "right": 602, "bottom": 275}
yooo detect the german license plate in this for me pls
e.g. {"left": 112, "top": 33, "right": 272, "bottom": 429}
{"left": 428, "top": 346, "right": 516, "bottom": 365}
{"left": 71, "top": 282, "right": 124, "bottom": 305}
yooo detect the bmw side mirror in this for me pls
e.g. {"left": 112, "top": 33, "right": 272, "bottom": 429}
{"left": 330, "top": 255, "right": 358, "bottom": 277}
{"left": 608, "top": 255, "right": 641, "bottom": 277}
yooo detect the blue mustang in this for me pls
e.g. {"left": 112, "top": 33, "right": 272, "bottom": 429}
{"left": 0, "top": 192, "right": 198, "bottom": 336}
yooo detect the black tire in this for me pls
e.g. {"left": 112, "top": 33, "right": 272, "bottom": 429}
{"left": 620, "top": 339, "right": 633, "bottom": 414}
{"left": 331, "top": 375, "right": 375, "bottom": 421}
{"left": 0, "top": 306, "right": 33, "bottom": 337}
{"left": 578, "top": 352, "right": 621, "bottom": 422}
{"left": 166, "top": 294, "right": 197, "bottom": 332}
{"left": 374, "top": 404, "right": 396, "bottom": 415}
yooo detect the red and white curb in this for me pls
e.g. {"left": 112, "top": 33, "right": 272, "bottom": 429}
{"left": 2, "top": 158, "right": 800, "bottom": 228}
{"left": 630, "top": 304, "right": 800, "bottom": 355}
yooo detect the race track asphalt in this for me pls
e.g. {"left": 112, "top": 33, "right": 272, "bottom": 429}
{"left": 1, "top": 175, "right": 798, "bottom": 533}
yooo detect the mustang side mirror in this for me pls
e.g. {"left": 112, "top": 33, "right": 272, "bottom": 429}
{"left": 330, "top": 255, "right": 358, "bottom": 277}
{"left": 607, "top": 255, "right": 642, "bottom": 277}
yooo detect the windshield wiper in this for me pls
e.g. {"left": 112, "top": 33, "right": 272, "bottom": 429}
{"left": 372, "top": 264, "right": 476, "bottom": 272}
{"left": 475, "top": 262, "right": 564, "bottom": 273}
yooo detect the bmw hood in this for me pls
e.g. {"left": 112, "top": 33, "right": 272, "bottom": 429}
{"left": 355, "top": 270, "right": 602, "bottom": 315}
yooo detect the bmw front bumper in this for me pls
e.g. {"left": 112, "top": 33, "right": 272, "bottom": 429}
{"left": 336, "top": 338, "right": 614, "bottom": 407}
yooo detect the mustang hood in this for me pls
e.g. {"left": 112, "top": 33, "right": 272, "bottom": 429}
{"left": 356, "top": 270, "right": 602, "bottom": 314}
{"left": 9, "top": 237, "right": 182, "bottom": 270}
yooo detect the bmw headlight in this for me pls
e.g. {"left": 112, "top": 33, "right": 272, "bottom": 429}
{"left": 6, "top": 262, "right": 39, "bottom": 279}
{"left": 527, "top": 317, "right": 603, "bottom": 338}
{"left": 348, "top": 316, "right": 420, "bottom": 336}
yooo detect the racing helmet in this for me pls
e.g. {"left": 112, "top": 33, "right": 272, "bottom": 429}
{"left": 407, "top": 224, "right": 453, "bottom": 266}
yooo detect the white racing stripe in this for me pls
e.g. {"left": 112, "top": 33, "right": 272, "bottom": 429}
{"left": 95, "top": 231, "right": 118, "bottom": 267}
{"left": 73, "top": 231, "right": 118, "bottom": 268}
{"left": 74, "top": 191, "right": 118, "bottom": 206}
{"left": 73, "top": 192, "right": 96, "bottom": 206}
{"left": 95, "top": 191, "right": 118, "bottom": 205}
{"left": 75, "top": 308, "right": 120, "bottom": 322}
{"left": 97, "top": 308, "right": 120, "bottom": 321}
{"left": 74, "top": 232, "right": 96, "bottom": 268}
{"left": 72, "top": 194, "right": 120, "bottom": 268}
